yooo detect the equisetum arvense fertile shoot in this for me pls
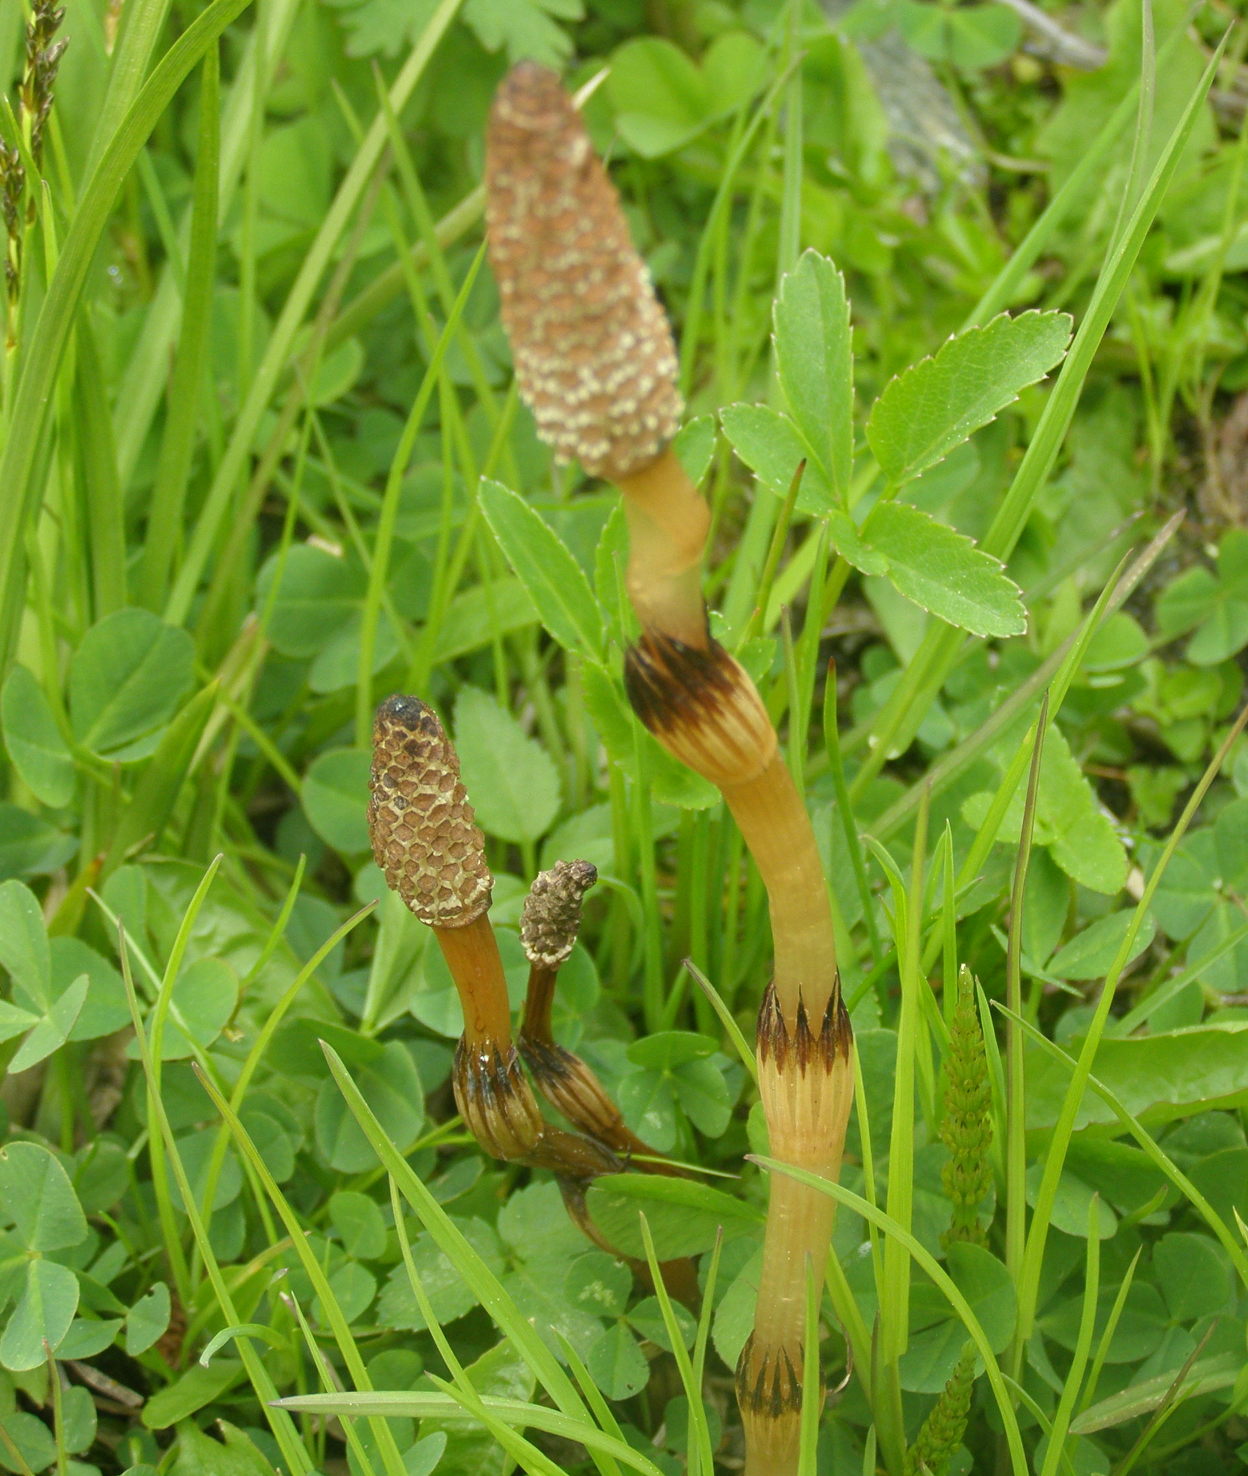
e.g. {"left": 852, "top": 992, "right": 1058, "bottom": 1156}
{"left": 485, "top": 62, "right": 856, "bottom": 1474}
{"left": 366, "top": 695, "right": 686, "bottom": 1269}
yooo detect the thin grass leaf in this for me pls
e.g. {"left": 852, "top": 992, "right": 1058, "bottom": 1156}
{"left": 319, "top": 1043, "right": 625, "bottom": 1476}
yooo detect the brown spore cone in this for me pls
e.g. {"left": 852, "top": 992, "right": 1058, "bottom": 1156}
{"left": 485, "top": 61, "right": 683, "bottom": 481}
{"left": 367, "top": 695, "right": 492, "bottom": 927}
{"left": 520, "top": 858, "right": 597, "bottom": 968}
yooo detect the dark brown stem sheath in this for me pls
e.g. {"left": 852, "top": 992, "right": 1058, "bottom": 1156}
{"left": 484, "top": 64, "right": 857, "bottom": 1476}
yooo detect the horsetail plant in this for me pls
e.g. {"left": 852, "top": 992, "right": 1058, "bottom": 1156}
{"left": 485, "top": 63, "right": 856, "bottom": 1474}
{"left": 367, "top": 694, "right": 685, "bottom": 1275}
{"left": 368, "top": 694, "right": 616, "bottom": 1183}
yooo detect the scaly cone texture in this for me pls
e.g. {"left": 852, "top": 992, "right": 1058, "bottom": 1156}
{"left": 485, "top": 61, "right": 683, "bottom": 483}
{"left": 368, "top": 695, "right": 492, "bottom": 931}
{"left": 367, "top": 696, "right": 617, "bottom": 1182}
{"left": 484, "top": 65, "right": 856, "bottom": 1476}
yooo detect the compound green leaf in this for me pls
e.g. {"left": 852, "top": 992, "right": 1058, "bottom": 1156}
{"left": 774, "top": 249, "right": 853, "bottom": 503}
{"left": 867, "top": 310, "right": 1071, "bottom": 484}
{"left": 68, "top": 609, "right": 196, "bottom": 761}
{"left": 302, "top": 746, "right": 371, "bottom": 854}
{"left": 0, "top": 1258, "right": 79, "bottom": 1370}
{"left": 719, "top": 402, "right": 835, "bottom": 513}
{"left": 863, "top": 502, "right": 1025, "bottom": 637}
{"left": 0, "top": 1141, "right": 88, "bottom": 1251}
{"left": 453, "top": 685, "right": 560, "bottom": 844}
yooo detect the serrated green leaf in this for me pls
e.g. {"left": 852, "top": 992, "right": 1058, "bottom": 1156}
{"left": 68, "top": 608, "right": 196, "bottom": 761}
{"left": 452, "top": 686, "right": 559, "bottom": 844}
{"left": 1, "top": 665, "right": 74, "bottom": 807}
{"left": 774, "top": 249, "right": 852, "bottom": 502}
{"left": 322, "top": 0, "right": 441, "bottom": 59}
{"left": 719, "top": 403, "right": 835, "bottom": 513}
{"left": 1038, "top": 723, "right": 1127, "bottom": 894}
{"left": 867, "top": 310, "right": 1071, "bottom": 484}
{"left": 863, "top": 502, "right": 1025, "bottom": 637}
{"left": 463, "top": 0, "right": 581, "bottom": 67}
{"left": 673, "top": 414, "right": 716, "bottom": 486}
{"left": 478, "top": 479, "right": 603, "bottom": 659}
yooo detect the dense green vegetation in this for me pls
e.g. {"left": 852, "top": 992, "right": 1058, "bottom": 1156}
{"left": 0, "top": 2, "right": 1246, "bottom": 1473}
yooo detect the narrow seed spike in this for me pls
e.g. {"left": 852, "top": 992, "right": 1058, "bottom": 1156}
{"left": 520, "top": 858, "right": 597, "bottom": 968}
{"left": 367, "top": 695, "right": 493, "bottom": 928}
{"left": 485, "top": 62, "right": 683, "bottom": 481}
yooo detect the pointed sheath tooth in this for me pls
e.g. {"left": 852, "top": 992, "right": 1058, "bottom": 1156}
{"left": 485, "top": 61, "right": 683, "bottom": 482}
{"left": 520, "top": 859, "right": 597, "bottom": 968}
{"left": 755, "top": 978, "right": 854, "bottom": 1166}
{"left": 624, "top": 630, "right": 777, "bottom": 788}
{"left": 367, "top": 695, "right": 493, "bottom": 928}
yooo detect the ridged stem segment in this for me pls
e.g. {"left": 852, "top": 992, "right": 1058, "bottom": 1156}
{"left": 484, "top": 64, "right": 857, "bottom": 1475}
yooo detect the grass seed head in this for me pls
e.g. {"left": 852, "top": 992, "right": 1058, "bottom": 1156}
{"left": 485, "top": 61, "right": 683, "bottom": 481}
{"left": 367, "top": 695, "right": 492, "bottom": 928}
{"left": 520, "top": 858, "right": 597, "bottom": 968}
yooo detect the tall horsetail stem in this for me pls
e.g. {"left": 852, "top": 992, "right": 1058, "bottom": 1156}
{"left": 485, "top": 65, "right": 856, "bottom": 1475}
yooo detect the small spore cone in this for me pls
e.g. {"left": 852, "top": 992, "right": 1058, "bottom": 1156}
{"left": 485, "top": 62, "right": 683, "bottom": 481}
{"left": 368, "top": 695, "right": 492, "bottom": 927}
{"left": 521, "top": 859, "right": 597, "bottom": 968}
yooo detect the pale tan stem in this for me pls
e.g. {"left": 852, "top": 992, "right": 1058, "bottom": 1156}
{"left": 723, "top": 754, "right": 839, "bottom": 1030}
{"left": 618, "top": 450, "right": 711, "bottom": 649}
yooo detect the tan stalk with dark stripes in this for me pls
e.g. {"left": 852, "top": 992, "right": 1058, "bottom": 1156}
{"left": 486, "top": 64, "right": 856, "bottom": 1473}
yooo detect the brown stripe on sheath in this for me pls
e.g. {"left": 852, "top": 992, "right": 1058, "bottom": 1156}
{"left": 736, "top": 1333, "right": 804, "bottom": 1418}
{"left": 756, "top": 977, "right": 853, "bottom": 1078}
{"left": 624, "top": 630, "right": 776, "bottom": 788}
{"left": 485, "top": 62, "right": 682, "bottom": 481}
